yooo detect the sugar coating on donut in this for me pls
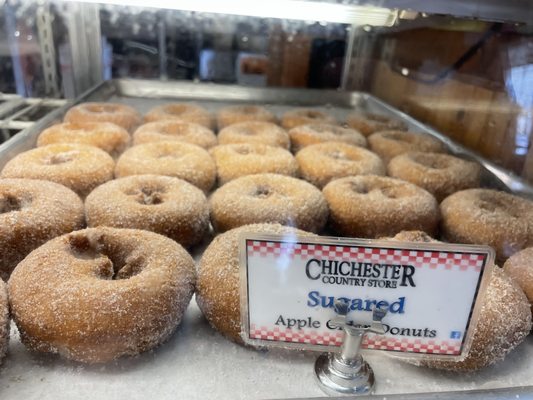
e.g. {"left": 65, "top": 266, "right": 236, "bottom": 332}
{"left": 8, "top": 227, "right": 196, "bottom": 363}
{"left": 503, "top": 247, "right": 533, "bottom": 309}
{"left": 281, "top": 108, "right": 337, "bottom": 130}
{"left": 210, "top": 143, "right": 298, "bottom": 185}
{"left": 368, "top": 130, "right": 447, "bottom": 162}
{"left": 115, "top": 141, "right": 216, "bottom": 193}
{"left": 85, "top": 174, "right": 209, "bottom": 248}
{"left": 64, "top": 102, "right": 141, "bottom": 132}
{"left": 133, "top": 120, "right": 217, "bottom": 149}
{"left": 210, "top": 173, "right": 328, "bottom": 233}
{"left": 217, "top": 105, "right": 277, "bottom": 130}
{"left": 144, "top": 103, "right": 213, "bottom": 129}
{"left": 345, "top": 111, "right": 407, "bottom": 136}
{"left": 289, "top": 123, "right": 367, "bottom": 152}
{"left": 0, "top": 279, "right": 9, "bottom": 365}
{"left": 196, "top": 223, "right": 315, "bottom": 343}
{"left": 1, "top": 143, "right": 115, "bottom": 198}
{"left": 296, "top": 142, "right": 385, "bottom": 188}
{"left": 218, "top": 121, "right": 290, "bottom": 149}
{"left": 323, "top": 175, "right": 439, "bottom": 238}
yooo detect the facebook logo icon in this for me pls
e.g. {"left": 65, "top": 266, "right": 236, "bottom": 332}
{"left": 450, "top": 331, "right": 462, "bottom": 339}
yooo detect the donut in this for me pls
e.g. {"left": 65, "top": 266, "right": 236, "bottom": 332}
{"left": 388, "top": 152, "right": 481, "bottom": 202}
{"left": 289, "top": 123, "right": 367, "bottom": 152}
{"left": 0, "top": 179, "right": 84, "bottom": 280}
{"left": 210, "top": 173, "right": 328, "bottom": 233}
{"left": 210, "top": 143, "right": 299, "bottom": 185}
{"left": 133, "top": 121, "right": 217, "bottom": 149}
{"left": 64, "top": 102, "right": 141, "bottom": 132}
{"left": 8, "top": 227, "right": 196, "bottom": 363}
{"left": 296, "top": 142, "right": 385, "bottom": 188}
{"left": 85, "top": 175, "right": 209, "bottom": 248}
{"left": 144, "top": 103, "right": 213, "bottom": 129}
{"left": 218, "top": 121, "right": 290, "bottom": 149}
{"left": 217, "top": 105, "right": 276, "bottom": 130}
{"left": 1, "top": 143, "right": 115, "bottom": 198}
{"left": 368, "top": 130, "right": 447, "bottom": 163}
{"left": 197, "top": 223, "right": 315, "bottom": 343}
{"left": 440, "top": 189, "right": 533, "bottom": 262}
{"left": 115, "top": 142, "right": 216, "bottom": 193}
{"left": 323, "top": 175, "right": 439, "bottom": 238}
{"left": 281, "top": 108, "right": 336, "bottom": 130}
{"left": 0, "top": 279, "right": 9, "bottom": 365}
{"left": 503, "top": 247, "right": 533, "bottom": 313}
{"left": 345, "top": 112, "right": 407, "bottom": 136}
{"left": 37, "top": 121, "right": 130, "bottom": 157}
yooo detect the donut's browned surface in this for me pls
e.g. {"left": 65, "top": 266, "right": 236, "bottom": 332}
{"left": 368, "top": 131, "right": 447, "bottom": 163}
{"left": 133, "top": 121, "right": 217, "bottom": 149}
{"left": 210, "top": 143, "right": 299, "bottom": 185}
{"left": 144, "top": 103, "right": 213, "bottom": 129}
{"left": 503, "top": 247, "right": 533, "bottom": 312}
{"left": 196, "top": 223, "right": 315, "bottom": 343}
{"left": 440, "top": 189, "right": 533, "bottom": 262}
{"left": 210, "top": 173, "right": 328, "bottom": 233}
{"left": 346, "top": 112, "right": 407, "bottom": 136}
{"left": 289, "top": 123, "right": 367, "bottom": 152}
{"left": 0, "top": 279, "right": 9, "bottom": 365}
{"left": 8, "top": 227, "right": 196, "bottom": 363}
{"left": 281, "top": 108, "right": 336, "bottom": 130}
{"left": 115, "top": 141, "right": 216, "bottom": 192}
{"left": 323, "top": 175, "right": 439, "bottom": 238}
{"left": 217, "top": 105, "right": 277, "bottom": 130}
{"left": 64, "top": 102, "right": 141, "bottom": 132}
{"left": 1, "top": 143, "right": 114, "bottom": 198}
{"left": 37, "top": 121, "right": 130, "bottom": 158}
{"left": 0, "top": 179, "right": 84, "bottom": 280}
{"left": 218, "top": 121, "right": 290, "bottom": 149}
{"left": 296, "top": 142, "right": 385, "bottom": 188}
{"left": 86, "top": 175, "right": 209, "bottom": 248}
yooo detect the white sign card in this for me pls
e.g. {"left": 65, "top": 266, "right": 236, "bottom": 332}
{"left": 239, "top": 234, "right": 494, "bottom": 360}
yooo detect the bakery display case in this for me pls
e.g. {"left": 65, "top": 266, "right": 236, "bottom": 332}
{"left": 0, "top": 1, "right": 532, "bottom": 399}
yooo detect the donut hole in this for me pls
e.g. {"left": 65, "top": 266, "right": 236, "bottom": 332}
{"left": 233, "top": 145, "right": 264, "bottom": 156}
{"left": 160, "top": 124, "right": 186, "bottom": 136}
{"left": 304, "top": 111, "right": 324, "bottom": 119}
{"left": 236, "top": 127, "right": 256, "bottom": 136}
{"left": 44, "top": 151, "right": 78, "bottom": 165}
{"left": 383, "top": 131, "right": 416, "bottom": 144}
{"left": 379, "top": 186, "right": 400, "bottom": 199}
{"left": 156, "top": 149, "right": 182, "bottom": 159}
{"left": 0, "top": 194, "right": 23, "bottom": 213}
{"left": 410, "top": 153, "right": 449, "bottom": 169}
{"left": 477, "top": 194, "right": 516, "bottom": 217}
{"left": 328, "top": 150, "right": 350, "bottom": 161}
{"left": 85, "top": 104, "right": 120, "bottom": 114}
{"left": 252, "top": 185, "right": 272, "bottom": 198}
{"left": 239, "top": 106, "right": 260, "bottom": 114}
{"left": 309, "top": 124, "right": 335, "bottom": 134}
{"left": 366, "top": 113, "right": 390, "bottom": 123}
{"left": 163, "top": 104, "right": 188, "bottom": 116}
{"left": 349, "top": 181, "right": 369, "bottom": 194}
{"left": 126, "top": 186, "right": 166, "bottom": 206}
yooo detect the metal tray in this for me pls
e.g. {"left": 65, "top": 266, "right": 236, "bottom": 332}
{"left": 0, "top": 79, "right": 532, "bottom": 400}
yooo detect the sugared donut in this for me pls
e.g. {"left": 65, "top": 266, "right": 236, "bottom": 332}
{"left": 37, "top": 121, "right": 130, "bottom": 157}
{"left": 115, "top": 142, "right": 216, "bottom": 192}
{"left": 197, "top": 223, "right": 315, "bottom": 343}
{"left": 210, "top": 173, "right": 328, "bottom": 233}
{"left": 133, "top": 121, "right": 217, "bottom": 149}
{"left": 0, "top": 279, "right": 9, "bottom": 364}
{"left": 504, "top": 247, "right": 533, "bottom": 312}
{"left": 368, "top": 131, "right": 447, "bottom": 163}
{"left": 86, "top": 175, "right": 209, "bottom": 248}
{"left": 386, "top": 230, "right": 436, "bottom": 243}
{"left": 144, "top": 103, "right": 213, "bottom": 129}
{"left": 1, "top": 143, "right": 115, "bottom": 198}
{"left": 9, "top": 227, "right": 196, "bottom": 363}
{"left": 217, "top": 105, "right": 277, "bottom": 130}
{"left": 289, "top": 123, "right": 367, "bottom": 152}
{"left": 323, "top": 175, "right": 439, "bottom": 238}
{"left": 218, "top": 121, "right": 290, "bottom": 149}
{"left": 346, "top": 112, "right": 407, "bottom": 136}
{"left": 64, "top": 102, "right": 141, "bottom": 132}
{"left": 388, "top": 152, "right": 481, "bottom": 202}
{"left": 210, "top": 143, "right": 298, "bottom": 185}
{"left": 0, "top": 179, "right": 84, "bottom": 280}
{"left": 440, "top": 189, "right": 533, "bottom": 262}
{"left": 281, "top": 108, "right": 336, "bottom": 130}
{"left": 296, "top": 142, "right": 385, "bottom": 188}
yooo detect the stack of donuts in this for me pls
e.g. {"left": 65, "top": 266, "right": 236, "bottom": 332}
{"left": 0, "top": 98, "right": 530, "bottom": 376}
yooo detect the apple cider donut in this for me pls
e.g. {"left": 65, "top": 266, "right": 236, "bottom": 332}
{"left": 115, "top": 141, "right": 216, "bottom": 192}
{"left": 86, "top": 175, "right": 209, "bottom": 248}
{"left": 133, "top": 120, "right": 217, "bottom": 149}
{"left": 64, "top": 102, "right": 141, "bottom": 132}
{"left": 210, "top": 173, "right": 328, "bottom": 233}
{"left": 197, "top": 223, "right": 315, "bottom": 343}
{"left": 346, "top": 112, "right": 407, "bottom": 136}
{"left": 8, "top": 227, "right": 196, "bottom": 363}
{"left": 37, "top": 121, "right": 130, "bottom": 157}
{"left": 218, "top": 121, "right": 290, "bottom": 149}
{"left": 210, "top": 143, "right": 298, "bottom": 185}
{"left": 441, "top": 189, "right": 533, "bottom": 262}
{"left": 368, "top": 130, "right": 447, "bottom": 163}
{"left": 0, "top": 179, "right": 84, "bottom": 280}
{"left": 1, "top": 143, "right": 115, "bottom": 198}
{"left": 296, "top": 142, "right": 385, "bottom": 188}
{"left": 281, "top": 108, "right": 336, "bottom": 130}
{"left": 289, "top": 123, "right": 367, "bottom": 152}
{"left": 323, "top": 175, "right": 439, "bottom": 238}
{"left": 0, "top": 279, "right": 7, "bottom": 364}
{"left": 388, "top": 152, "right": 481, "bottom": 202}
{"left": 217, "top": 105, "right": 277, "bottom": 130}
{"left": 144, "top": 103, "right": 213, "bottom": 129}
